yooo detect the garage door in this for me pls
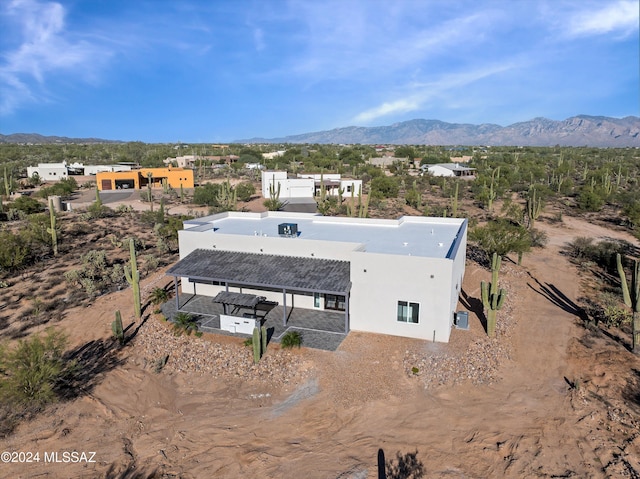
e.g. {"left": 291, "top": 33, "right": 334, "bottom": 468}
{"left": 101, "top": 179, "right": 112, "bottom": 190}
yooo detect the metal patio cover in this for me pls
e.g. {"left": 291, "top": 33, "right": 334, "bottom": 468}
{"left": 166, "top": 249, "right": 351, "bottom": 294}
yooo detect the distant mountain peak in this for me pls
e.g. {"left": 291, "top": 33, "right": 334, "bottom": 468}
{"left": 238, "top": 115, "right": 640, "bottom": 147}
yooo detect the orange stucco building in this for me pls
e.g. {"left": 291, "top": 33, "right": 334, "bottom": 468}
{"left": 96, "top": 167, "right": 194, "bottom": 191}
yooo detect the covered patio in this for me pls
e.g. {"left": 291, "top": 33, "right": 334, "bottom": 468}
{"left": 164, "top": 249, "right": 352, "bottom": 350}
{"left": 161, "top": 293, "right": 348, "bottom": 350}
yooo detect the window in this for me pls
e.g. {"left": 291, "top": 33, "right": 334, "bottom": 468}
{"left": 325, "top": 294, "right": 345, "bottom": 311}
{"left": 346, "top": 185, "right": 352, "bottom": 193}
{"left": 397, "top": 301, "right": 419, "bottom": 323}
{"left": 313, "top": 292, "right": 321, "bottom": 308}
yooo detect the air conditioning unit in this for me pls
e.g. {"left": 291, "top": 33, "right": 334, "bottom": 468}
{"left": 278, "top": 223, "right": 298, "bottom": 237}
{"left": 455, "top": 311, "right": 469, "bottom": 330}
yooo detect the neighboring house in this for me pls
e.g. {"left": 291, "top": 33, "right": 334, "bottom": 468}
{"left": 367, "top": 156, "right": 409, "bottom": 168}
{"left": 245, "top": 163, "right": 264, "bottom": 170}
{"left": 96, "top": 167, "right": 194, "bottom": 190}
{"left": 28, "top": 161, "right": 132, "bottom": 179}
{"left": 261, "top": 171, "right": 362, "bottom": 199}
{"left": 164, "top": 155, "right": 197, "bottom": 168}
{"left": 424, "top": 163, "right": 476, "bottom": 178}
{"left": 262, "top": 151, "right": 286, "bottom": 160}
{"left": 27, "top": 162, "right": 69, "bottom": 181}
{"left": 167, "top": 211, "right": 467, "bottom": 343}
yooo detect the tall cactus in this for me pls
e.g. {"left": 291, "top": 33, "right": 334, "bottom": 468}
{"left": 124, "top": 238, "right": 141, "bottom": 320}
{"left": 112, "top": 310, "right": 124, "bottom": 346}
{"left": 3, "top": 167, "right": 10, "bottom": 197}
{"left": 216, "top": 177, "right": 237, "bottom": 211}
{"left": 487, "top": 167, "right": 500, "bottom": 212}
{"left": 261, "top": 325, "right": 267, "bottom": 356}
{"left": 616, "top": 253, "right": 640, "bottom": 353}
{"left": 146, "top": 172, "right": 153, "bottom": 212}
{"left": 481, "top": 253, "right": 507, "bottom": 337}
{"left": 47, "top": 197, "right": 58, "bottom": 256}
{"left": 451, "top": 182, "right": 459, "bottom": 218}
{"left": 357, "top": 185, "right": 369, "bottom": 218}
{"left": 525, "top": 186, "right": 543, "bottom": 228}
{"left": 252, "top": 327, "right": 261, "bottom": 363}
{"left": 265, "top": 176, "right": 282, "bottom": 211}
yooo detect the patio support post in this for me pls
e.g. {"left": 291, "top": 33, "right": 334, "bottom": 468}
{"left": 282, "top": 289, "right": 287, "bottom": 327}
{"left": 174, "top": 277, "right": 180, "bottom": 310}
{"left": 344, "top": 291, "right": 349, "bottom": 333}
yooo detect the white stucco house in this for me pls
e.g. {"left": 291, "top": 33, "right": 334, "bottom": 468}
{"left": 167, "top": 211, "right": 467, "bottom": 343}
{"left": 27, "top": 162, "right": 69, "bottom": 181}
{"left": 423, "top": 163, "right": 476, "bottom": 178}
{"left": 261, "top": 171, "right": 362, "bottom": 199}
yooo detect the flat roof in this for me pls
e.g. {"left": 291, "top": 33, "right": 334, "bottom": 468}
{"left": 184, "top": 212, "right": 466, "bottom": 259}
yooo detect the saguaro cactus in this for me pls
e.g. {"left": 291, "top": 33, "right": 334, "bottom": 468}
{"left": 526, "top": 186, "right": 543, "bottom": 228}
{"left": 3, "top": 167, "right": 10, "bottom": 197}
{"left": 47, "top": 197, "right": 58, "bottom": 256}
{"left": 216, "top": 177, "right": 237, "bottom": 211}
{"left": 124, "top": 238, "right": 141, "bottom": 320}
{"left": 112, "top": 310, "right": 124, "bottom": 345}
{"left": 252, "top": 327, "right": 261, "bottom": 364}
{"left": 146, "top": 172, "right": 153, "bottom": 212}
{"left": 481, "top": 253, "right": 507, "bottom": 337}
{"left": 451, "top": 182, "right": 459, "bottom": 218}
{"left": 617, "top": 253, "right": 640, "bottom": 353}
{"left": 261, "top": 325, "right": 267, "bottom": 355}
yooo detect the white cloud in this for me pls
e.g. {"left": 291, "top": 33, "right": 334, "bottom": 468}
{"left": 0, "top": 0, "right": 110, "bottom": 114}
{"left": 353, "top": 63, "right": 516, "bottom": 124}
{"left": 566, "top": 0, "right": 638, "bottom": 37}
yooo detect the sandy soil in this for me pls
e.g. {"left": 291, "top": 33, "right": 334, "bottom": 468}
{"left": 1, "top": 210, "right": 640, "bottom": 478}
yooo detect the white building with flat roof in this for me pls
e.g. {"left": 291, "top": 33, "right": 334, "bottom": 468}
{"left": 168, "top": 211, "right": 467, "bottom": 343}
{"left": 27, "top": 162, "right": 68, "bottom": 181}
{"left": 261, "top": 171, "right": 362, "bottom": 199}
{"left": 424, "top": 163, "right": 476, "bottom": 178}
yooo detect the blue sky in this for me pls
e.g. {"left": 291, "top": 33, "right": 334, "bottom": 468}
{"left": 0, "top": 0, "right": 638, "bottom": 142}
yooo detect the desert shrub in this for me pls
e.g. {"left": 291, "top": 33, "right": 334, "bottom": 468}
{"left": 469, "top": 219, "right": 531, "bottom": 259}
{"left": 577, "top": 188, "right": 604, "bottom": 212}
{"left": 235, "top": 181, "right": 255, "bottom": 202}
{"left": 193, "top": 183, "right": 222, "bottom": 206}
{"left": 581, "top": 293, "right": 633, "bottom": 328}
{"left": 370, "top": 176, "right": 399, "bottom": 199}
{"left": 565, "top": 237, "right": 629, "bottom": 274}
{"left": 36, "top": 177, "right": 78, "bottom": 199}
{"left": 280, "top": 330, "right": 302, "bottom": 349}
{"left": 0, "top": 230, "right": 31, "bottom": 271}
{"left": 405, "top": 188, "right": 421, "bottom": 209}
{"left": 141, "top": 254, "right": 158, "bottom": 274}
{"left": 10, "top": 195, "right": 43, "bottom": 215}
{"left": 0, "top": 328, "right": 73, "bottom": 407}
{"left": 115, "top": 204, "right": 133, "bottom": 215}
{"left": 154, "top": 216, "right": 185, "bottom": 253}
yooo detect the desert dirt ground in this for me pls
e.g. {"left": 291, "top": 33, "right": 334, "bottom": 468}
{"left": 1, "top": 202, "right": 640, "bottom": 478}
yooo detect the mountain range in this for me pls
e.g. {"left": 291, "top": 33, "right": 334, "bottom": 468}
{"left": 2, "top": 115, "right": 639, "bottom": 147}
{"left": 0, "top": 133, "right": 119, "bottom": 144}
{"left": 238, "top": 115, "right": 640, "bottom": 147}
